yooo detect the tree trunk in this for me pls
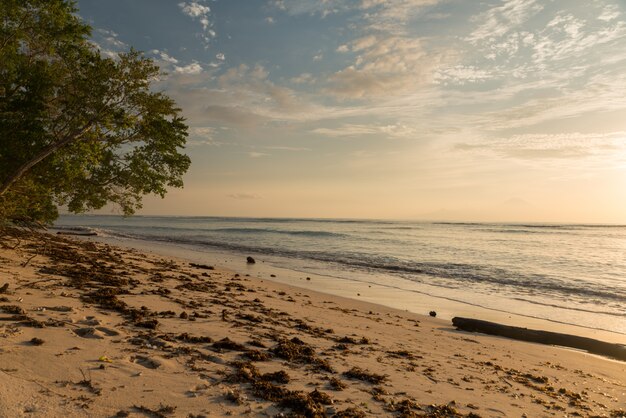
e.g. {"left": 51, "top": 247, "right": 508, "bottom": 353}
{"left": 0, "top": 124, "right": 93, "bottom": 197}
{"left": 452, "top": 317, "right": 626, "bottom": 361}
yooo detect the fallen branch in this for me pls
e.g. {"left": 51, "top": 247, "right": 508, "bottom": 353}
{"left": 452, "top": 317, "right": 626, "bottom": 362}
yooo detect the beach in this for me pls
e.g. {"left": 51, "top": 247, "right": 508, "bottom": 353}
{"left": 0, "top": 228, "right": 624, "bottom": 417}
{"left": 52, "top": 215, "right": 626, "bottom": 343}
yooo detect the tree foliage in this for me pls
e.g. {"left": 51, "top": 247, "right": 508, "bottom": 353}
{"left": 0, "top": 0, "right": 191, "bottom": 224}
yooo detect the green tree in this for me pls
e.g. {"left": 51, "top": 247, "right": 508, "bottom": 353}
{"left": 0, "top": 0, "right": 191, "bottom": 224}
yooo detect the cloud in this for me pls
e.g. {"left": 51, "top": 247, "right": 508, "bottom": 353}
{"left": 179, "top": 1, "right": 210, "bottom": 18}
{"left": 598, "top": 5, "right": 620, "bottom": 22}
{"left": 290, "top": 73, "right": 315, "bottom": 84}
{"left": 455, "top": 131, "right": 626, "bottom": 161}
{"left": 174, "top": 62, "right": 203, "bottom": 74}
{"left": 264, "top": 146, "right": 311, "bottom": 151}
{"left": 178, "top": 1, "right": 215, "bottom": 45}
{"left": 466, "top": 0, "right": 544, "bottom": 44}
{"left": 213, "top": 64, "right": 326, "bottom": 120}
{"left": 202, "top": 105, "right": 267, "bottom": 128}
{"left": 228, "top": 193, "right": 261, "bottom": 199}
{"left": 326, "top": 35, "right": 444, "bottom": 98}
{"left": 91, "top": 28, "right": 128, "bottom": 58}
{"left": 151, "top": 49, "right": 179, "bottom": 65}
{"left": 312, "top": 123, "right": 417, "bottom": 139}
{"left": 359, "top": 0, "right": 442, "bottom": 34}
{"left": 248, "top": 151, "right": 270, "bottom": 158}
{"left": 157, "top": 62, "right": 343, "bottom": 131}
{"left": 532, "top": 13, "right": 626, "bottom": 65}
{"left": 187, "top": 127, "right": 222, "bottom": 146}
{"left": 269, "top": 0, "right": 349, "bottom": 17}
{"left": 435, "top": 65, "right": 492, "bottom": 85}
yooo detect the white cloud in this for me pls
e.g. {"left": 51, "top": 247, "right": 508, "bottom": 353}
{"left": 269, "top": 0, "right": 348, "bottom": 17}
{"left": 435, "top": 65, "right": 492, "bottom": 85}
{"left": 312, "top": 123, "right": 416, "bottom": 138}
{"left": 151, "top": 49, "right": 179, "bottom": 64}
{"left": 178, "top": 1, "right": 215, "bottom": 45}
{"left": 532, "top": 13, "right": 626, "bottom": 65}
{"left": 466, "top": 0, "right": 544, "bottom": 44}
{"left": 228, "top": 193, "right": 261, "bottom": 199}
{"left": 248, "top": 151, "right": 270, "bottom": 158}
{"left": 290, "top": 73, "right": 315, "bottom": 84}
{"left": 336, "top": 44, "right": 349, "bottom": 52}
{"left": 455, "top": 131, "right": 626, "bottom": 161}
{"left": 91, "top": 28, "right": 128, "bottom": 58}
{"left": 179, "top": 1, "right": 210, "bottom": 18}
{"left": 187, "top": 126, "right": 222, "bottom": 146}
{"left": 174, "top": 62, "right": 203, "bottom": 74}
{"left": 598, "top": 5, "right": 620, "bottom": 22}
{"left": 359, "top": 0, "right": 441, "bottom": 34}
{"left": 264, "top": 146, "right": 311, "bottom": 151}
{"left": 326, "top": 35, "right": 444, "bottom": 98}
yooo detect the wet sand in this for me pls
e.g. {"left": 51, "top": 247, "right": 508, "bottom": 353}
{"left": 0, "top": 228, "right": 624, "bottom": 417}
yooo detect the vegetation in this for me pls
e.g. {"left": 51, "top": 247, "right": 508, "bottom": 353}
{"left": 0, "top": 0, "right": 191, "bottom": 224}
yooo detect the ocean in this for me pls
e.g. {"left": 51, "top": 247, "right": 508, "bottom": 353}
{"left": 53, "top": 215, "right": 626, "bottom": 339}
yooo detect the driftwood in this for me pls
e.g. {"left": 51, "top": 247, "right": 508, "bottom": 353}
{"left": 452, "top": 317, "right": 626, "bottom": 362}
{"left": 56, "top": 231, "right": 97, "bottom": 236}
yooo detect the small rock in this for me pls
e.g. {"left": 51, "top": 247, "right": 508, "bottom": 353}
{"left": 429, "top": 311, "right": 437, "bottom": 317}
{"left": 30, "top": 337, "right": 45, "bottom": 346}
{"left": 246, "top": 256, "right": 256, "bottom": 264}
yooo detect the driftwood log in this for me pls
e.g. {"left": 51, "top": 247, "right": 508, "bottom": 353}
{"left": 56, "top": 231, "right": 97, "bottom": 236}
{"left": 452, "top": 317, "right": 626, "bottom": 362}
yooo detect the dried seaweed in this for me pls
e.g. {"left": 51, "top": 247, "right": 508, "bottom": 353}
{"left": 343, "top": 367, "right": 387, "bottom": 384}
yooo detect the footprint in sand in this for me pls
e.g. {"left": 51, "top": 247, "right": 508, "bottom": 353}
{"left": 73, "top": 326, "right": 121, "bottom": 338}
{"left": 96, "top": 326, "right": 120, "bottom": 336}
{"left": 73, "top": 327, "right": 105, "bottom": 339}
{"left": 80, "top": 316, "right": 101, "bottom": 326}
{"left": 133, "top": 355, "right": 162, "bottom": 369}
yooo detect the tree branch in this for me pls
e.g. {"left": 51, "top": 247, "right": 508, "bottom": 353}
{"left": 0, "top": 121, "right": 96, "bottom": 197}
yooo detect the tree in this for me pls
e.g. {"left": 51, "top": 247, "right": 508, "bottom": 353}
{"left": 0, "top": 0, "right": 191, "bottom": 224}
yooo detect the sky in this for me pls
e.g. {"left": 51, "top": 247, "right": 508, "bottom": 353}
{"left": 76, "top": 0, "right": 626, "bottom": 223}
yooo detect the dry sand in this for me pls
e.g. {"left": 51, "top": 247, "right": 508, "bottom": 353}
{"left": 0, "top": 228, "right": 624, "bottom": 417}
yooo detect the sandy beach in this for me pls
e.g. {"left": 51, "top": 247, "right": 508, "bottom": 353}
{"left": 0, "top": 228, "right": 625, "bottom": 417}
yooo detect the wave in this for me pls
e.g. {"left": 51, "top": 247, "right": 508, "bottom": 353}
{"left": 509, "top": 297, "right": 626, "bottom": 318}
{"left": 433, "top": 221, "right": 626, "bottom": 230}
{"left": 211, "top": 227, "right": 347, "bottom": 238}
{"left": 88, "top": 227, "right": 626, "bottom": 305}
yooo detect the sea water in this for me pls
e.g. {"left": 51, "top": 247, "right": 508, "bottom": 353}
{"left": 53, "top": 215, "right": 626, "bottom": 338}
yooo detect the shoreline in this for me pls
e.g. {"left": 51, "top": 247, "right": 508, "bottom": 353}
{"left": 77, "top": 233, "right": 626, "bottom": 345}
{"left": 0, "top": 229, "right": 625, "bottom": 417}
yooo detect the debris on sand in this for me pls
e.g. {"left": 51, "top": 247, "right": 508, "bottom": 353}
{"left": 30, "top": 337, "right": 44, "bottom": 345}
{"left": 189, "top": 263, "right": 214, "bottom": 270}
{"left": 343, "top": 367, "right": 387, "bottom": 384}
